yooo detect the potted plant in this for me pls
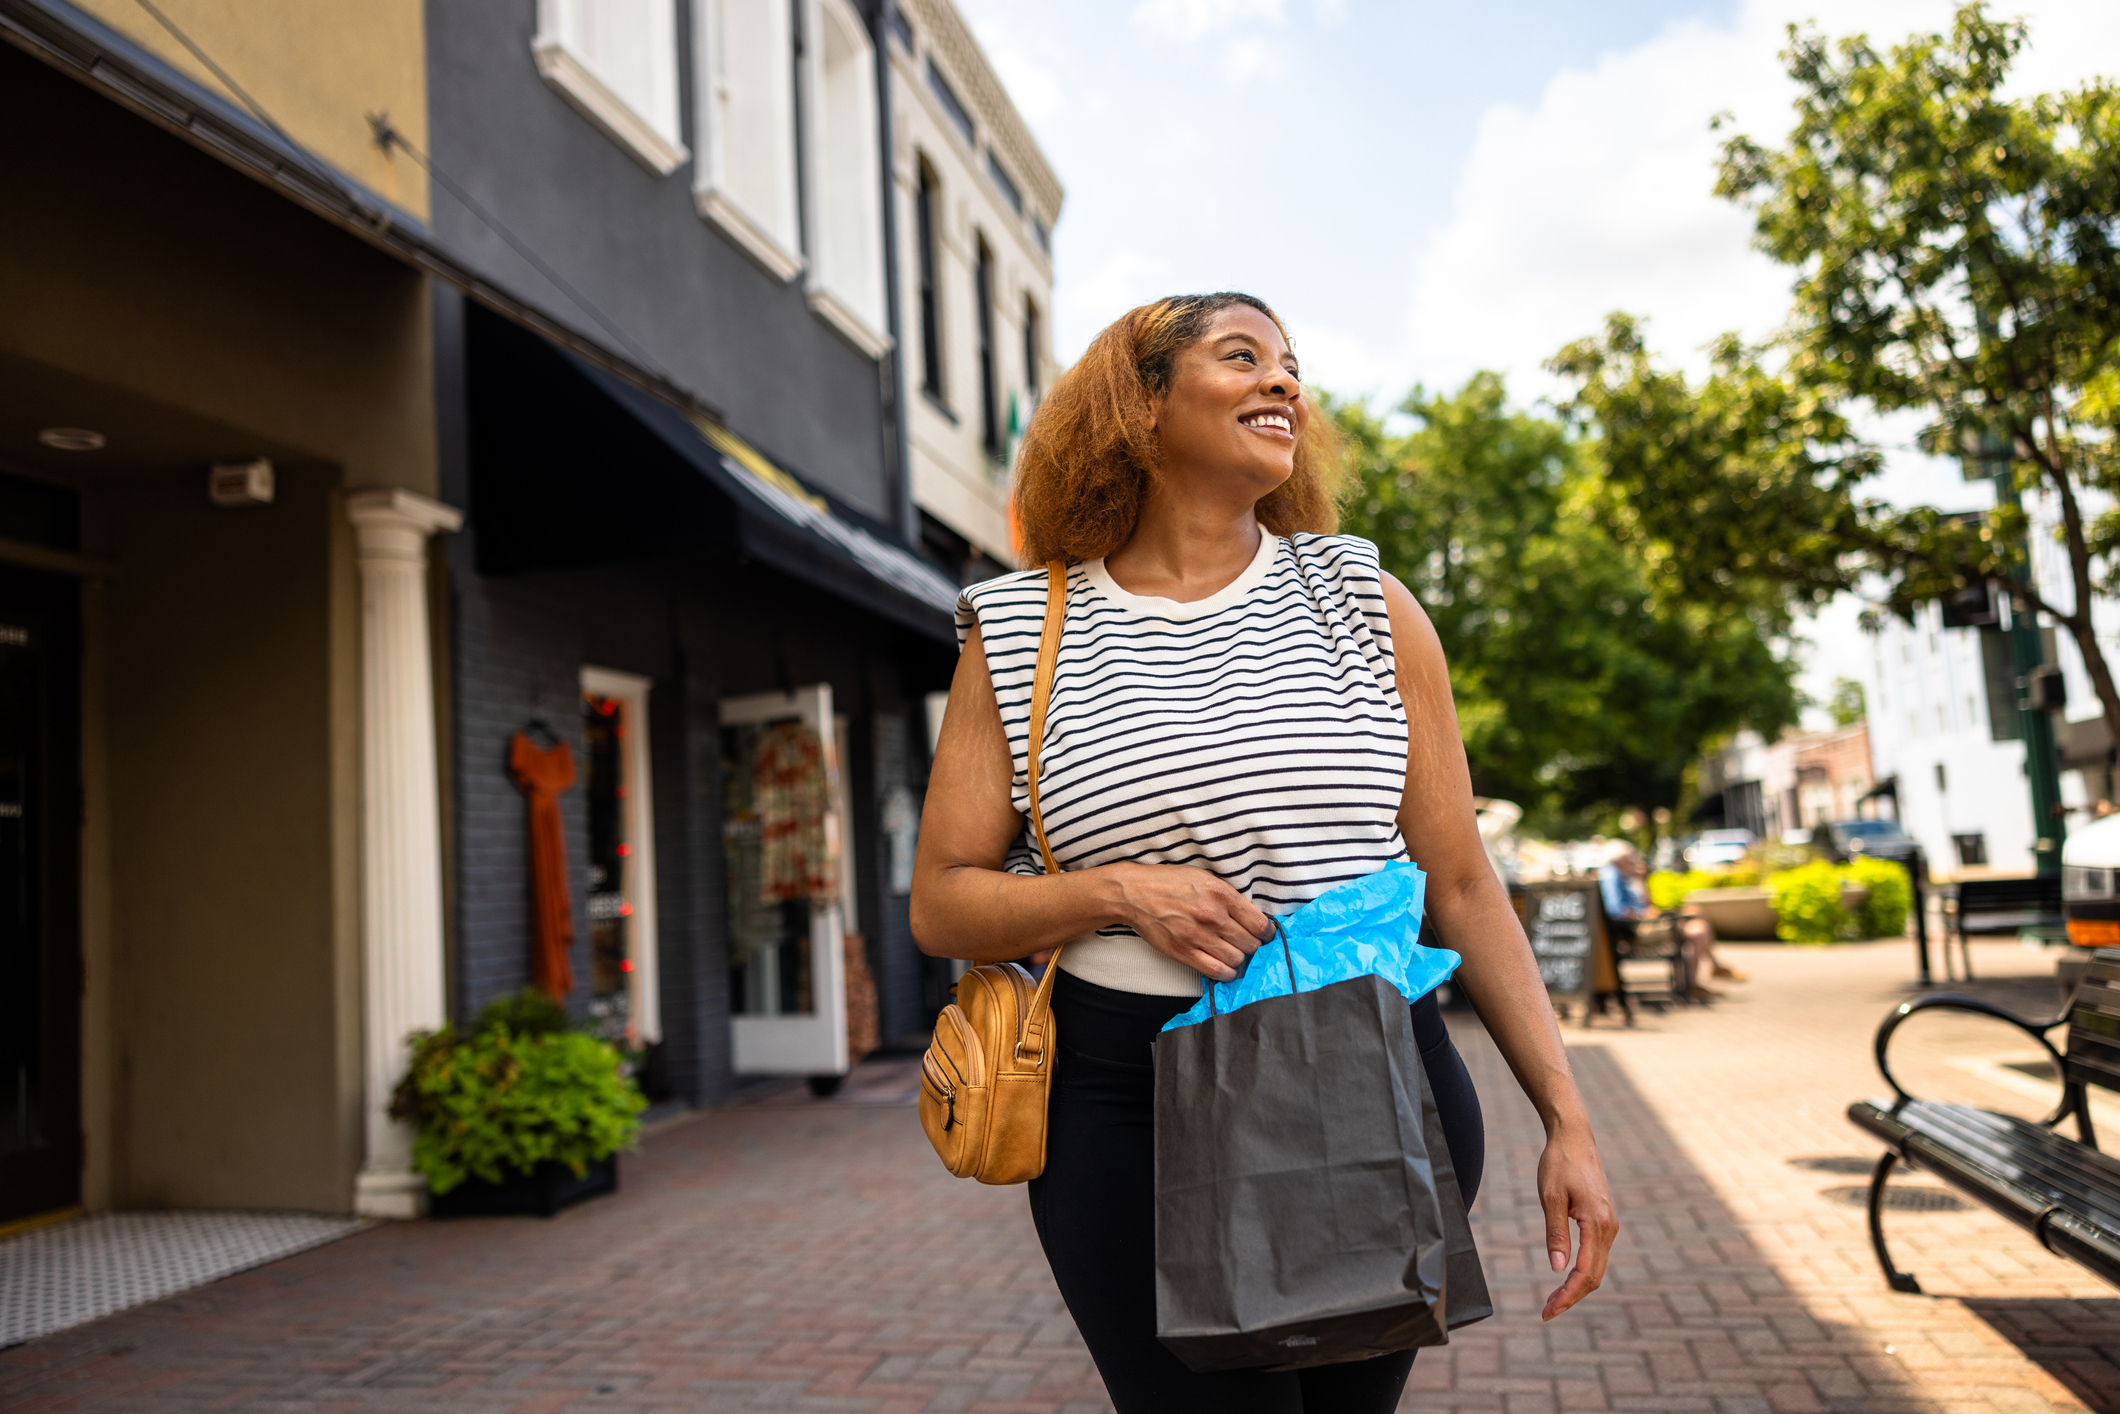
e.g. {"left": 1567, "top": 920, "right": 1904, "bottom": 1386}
{"left": 390, "top": 989, "right": 647, "bottom": 1217}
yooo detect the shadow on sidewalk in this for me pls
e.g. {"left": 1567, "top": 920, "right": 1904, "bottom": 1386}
{"left": 1960, "top": 1298, "right": 2120, "bottom": 1413}
{"left": 1451, "top": 1016, "right": 2068, "bottom": 1413}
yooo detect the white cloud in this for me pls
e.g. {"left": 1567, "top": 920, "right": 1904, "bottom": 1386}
{"left": 1375, "top": 0, "right": 2120, "bottom": 721}
{"left": 1345, "top": 0, "right": 2120, "bottom": 408}
{"left": 1129, "top": 0, "right": 1342, "bottom": 83}
{"left": 1058, "top": 248, "right": 1173, "bottom": 352}
{"left": 1130, "top": 0, "right": 1291, "bottom": 42}
{"left": 1222, "top": 36, "right": 1281, "bottom": 83}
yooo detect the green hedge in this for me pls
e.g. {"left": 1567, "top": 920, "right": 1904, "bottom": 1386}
{"left": 1841, "top": 855, "right": 1912, "bottom": 939}
{"left": 1651, "top": 856, "right": 1913, "bottom": 943}
{"left": 1768, "top": 860, "right": 1846, "bottom": 942}
{"left": 389, "top": 989, "right": 646, "bottom": 1195}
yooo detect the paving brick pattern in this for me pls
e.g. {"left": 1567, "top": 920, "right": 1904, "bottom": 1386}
{"left": 4, "top": 939, "right": 2118, "bottom": 1411}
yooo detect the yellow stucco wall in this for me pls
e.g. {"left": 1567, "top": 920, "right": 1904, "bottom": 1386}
{"left": 70, "top": 0, "right": 429, "bottom": 221}
{"left": 2, "top": 46, "right": 438, "bottom": 1213}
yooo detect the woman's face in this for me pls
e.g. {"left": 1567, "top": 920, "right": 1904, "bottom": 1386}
{"left": 1151, "top": 305, "right": 1307, "bottom": 498}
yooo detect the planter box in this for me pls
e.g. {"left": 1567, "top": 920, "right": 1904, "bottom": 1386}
{"left": 1686, "top": 886, "right": 1778, "bottom": 940}
{"left": 1685, "top": 884, "right": 1876, "bottom": 942}
{"left": 428, "top": 1155, "right": 618, "bottom": 1218}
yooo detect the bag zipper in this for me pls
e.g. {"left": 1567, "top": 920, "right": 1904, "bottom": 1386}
{"left": 921, "top": 1053, "right": 958, "bottom": 1131}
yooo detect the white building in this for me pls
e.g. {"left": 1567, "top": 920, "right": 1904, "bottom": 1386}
{"left": 1857, "top": 487, "right": 2120, "bottom": 877}
{"left": 886, "top": 0, "right": 1063, "bottom": 576}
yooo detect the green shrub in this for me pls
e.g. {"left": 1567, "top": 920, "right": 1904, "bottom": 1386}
{"left": 1649, "top": 870, "right": 1734, "bottom": 909}
{"left": 389, "top": 989, "right": 646, "bottom": 1195}
{"left": 1841, "top": 855, "right": 1912, "bottom": 939}
{"left": 470, "top": 986, "right": 572, "bottom": 1039}
{"left": 1769, "top": 860, "right": 1847, "bottom": 943}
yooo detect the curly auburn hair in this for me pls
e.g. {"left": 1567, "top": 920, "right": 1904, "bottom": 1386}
{"left": 1011, "top": 292, "right": 1346, "bottom": 566}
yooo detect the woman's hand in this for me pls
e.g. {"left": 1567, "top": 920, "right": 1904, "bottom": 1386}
{"left": 1110, "top": 863, "right": 1272, "bottom": 981}
{"left": 1536, "top": 1120, "right": 1619, "bottom": 1321}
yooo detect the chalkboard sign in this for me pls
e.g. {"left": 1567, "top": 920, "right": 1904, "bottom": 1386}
{"left": 1521, "top": 880, "right": 1603, "bottom": 1010}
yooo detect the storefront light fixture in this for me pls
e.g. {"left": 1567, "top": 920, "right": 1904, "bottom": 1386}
{"left": 38, "top": 427, "right": 106, "bottom": 451}
{"left": 208, "top": 458, "right": 276, "bottom": 507}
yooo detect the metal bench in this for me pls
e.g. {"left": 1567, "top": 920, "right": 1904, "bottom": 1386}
{"left": 1847, "top": 947, "right": 2120, "bottom": 1292}
{"left": 1942, "top": 876, "right": 2065, "bottom": 980}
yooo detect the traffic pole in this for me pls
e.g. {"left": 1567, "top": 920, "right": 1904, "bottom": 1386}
{"left": 1991, "top": 466, "right": 2067, "bottom": 878}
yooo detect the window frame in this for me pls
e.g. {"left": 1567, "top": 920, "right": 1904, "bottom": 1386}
{"left": 926, "top": 57, "right": 975, "bottom": 147}
{"left": 800, "top": 0, "right": 892, "bottom": 357}
{"left": 1023, "top": 293, "right": 1041, "bottom": 401}
{"left": 692, "top": 0, "right": 804, "bottom": 281}
{"left": 916, "top": 156, "right": 945, "bottom": 402}
{"left": 975, "top": 233, "right": 1000, "bottom": 460}
{"left": 533, "top": 0, "right": 689, "bottom": 177}
{"left": 985, "top": 148, "right": 1022, "bottom": 217}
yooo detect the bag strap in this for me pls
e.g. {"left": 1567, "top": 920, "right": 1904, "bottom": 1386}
{"left": 1017, "top": 560, "right": 1067, "bottom": 1066}
{"left": 1024, "top": 560, "right": 1065, "bottom": 878}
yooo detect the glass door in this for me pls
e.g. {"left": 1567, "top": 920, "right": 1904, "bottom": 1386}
{"left": 579, "top": 667, "right": 661, "bottom": 1060}
{"left": 0, "top": 568, "right": 80, "bottom": 1223}
{"left": 720, "top": 685, "right": 850, "bottom": 1078}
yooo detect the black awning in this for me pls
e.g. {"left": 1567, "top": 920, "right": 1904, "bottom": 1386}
{"left": 1858, "top": 776, "right": 1898, "bottom": 803}
{"left": 568, "top": 358, "right": 959, "bottom": 644}
{"left": 465, "top": 306, "right": 960, "bottom": 644}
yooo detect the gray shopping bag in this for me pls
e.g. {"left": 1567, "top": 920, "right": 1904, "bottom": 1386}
{"left": 1153, "top": 968, "right": 1488, "bottom": 1372}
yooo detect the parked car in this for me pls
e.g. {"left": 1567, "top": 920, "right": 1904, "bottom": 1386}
{"left": 1813, "top": 819, "right": 1925, "bottom": 881}
{"left": 1683, "top": 828, "right": 1756, "bottom": 867}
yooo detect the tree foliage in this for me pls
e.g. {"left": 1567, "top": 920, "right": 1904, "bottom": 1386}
{"left": 1829, "top": 677, "right": 1867, "bottom": 728}
{"left": 1551, "top": 4, "right": 2120, "bottom": 747}
{"left": 1332, "top": 377, "right": 1801, "bottom": 832}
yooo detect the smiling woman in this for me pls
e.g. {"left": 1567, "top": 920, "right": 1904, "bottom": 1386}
{"left": 1010, "top": 292, "right": 1344, "bottom": 566}
{"left": 913, "top": 292, "right": 1618, "bottom": 1411}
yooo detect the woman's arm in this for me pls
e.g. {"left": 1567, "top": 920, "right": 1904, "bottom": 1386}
{"left": 909, "top": 622, "right": 1272, "bottom": 980}
{"left": 1382, "top": 572, "right": 1620, "bottom": 1322}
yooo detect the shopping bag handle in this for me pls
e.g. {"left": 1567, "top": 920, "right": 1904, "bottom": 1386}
{"left": 1202, "top": 916, "right": 1295, "bottom": 1016}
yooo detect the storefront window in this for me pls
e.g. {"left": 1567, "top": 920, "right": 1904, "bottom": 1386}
{"left": 723, "top": 718, "right": 834, "bottom": 1016}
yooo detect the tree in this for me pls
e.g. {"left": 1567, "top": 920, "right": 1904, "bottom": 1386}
{"left": 1829, "top": 678, "right": 1866, "bottom": 728}
{"left": 1332, "top": 376, "right": 1801, "bottom": 833}
{"left": 1553, "top": 5, "right": 2120, "bottom": 749}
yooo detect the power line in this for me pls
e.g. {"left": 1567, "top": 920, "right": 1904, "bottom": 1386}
{"left": 129, "top": 0, "right": 665, "bottom": 380}
{"left": 129, "top": 0, "right": 380, "bottom": 225}
{"left": 367, "top": 114, "right": 666, "bottom": 379}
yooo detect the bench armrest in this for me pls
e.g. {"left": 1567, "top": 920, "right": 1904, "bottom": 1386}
{"left": 1874, "top": 994, "right": 2074, "bottom": 1130}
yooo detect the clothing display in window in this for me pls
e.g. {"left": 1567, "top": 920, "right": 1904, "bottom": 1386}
{"left": 753, "top": 720, "right": 833, "bottom": 903}
{"left": 508, "top": 732, "right": 578, "bottom": 1000}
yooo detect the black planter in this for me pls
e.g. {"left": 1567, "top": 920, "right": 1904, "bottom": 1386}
{"left": 428, "top": 1155, "right": 618, "bottom": 1218}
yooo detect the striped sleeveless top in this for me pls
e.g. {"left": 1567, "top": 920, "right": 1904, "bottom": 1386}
{"left": 955, "top": 531, "right": 1411, "bottom": 995}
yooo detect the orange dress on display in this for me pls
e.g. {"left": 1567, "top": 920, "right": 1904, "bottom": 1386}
{"left": 508, "top": 732, "right": 578, "bottom": 1000}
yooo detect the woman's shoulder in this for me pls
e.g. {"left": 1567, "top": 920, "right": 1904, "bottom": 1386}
{"left": 1283, "top": 532, "right": 1386, "bottom": 581}
{"left": 957, "top": 565, "right": 1051, "bottom": 617}
{"left": 955, "top": 565, "right": 1053, "bottom": 651}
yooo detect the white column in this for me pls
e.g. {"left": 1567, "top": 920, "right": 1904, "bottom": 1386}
{"left": 347, "top": 488, "right": 463, "bottom": 1218}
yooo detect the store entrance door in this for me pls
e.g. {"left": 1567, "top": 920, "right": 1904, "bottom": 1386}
{"left": 0, "top": 566, "right": 80, "bottom": 1223}
{"left": 720, "top": 685, "right": 852, "bottom": 1080}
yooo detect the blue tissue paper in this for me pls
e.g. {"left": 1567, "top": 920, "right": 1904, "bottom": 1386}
{"left": 1160, "top": 861, "right": 1460, "bottom": 1033}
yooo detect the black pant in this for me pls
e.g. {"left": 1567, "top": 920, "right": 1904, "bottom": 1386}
{"left": 1027, "top": 970, "right": 1486, "bottom": 1414}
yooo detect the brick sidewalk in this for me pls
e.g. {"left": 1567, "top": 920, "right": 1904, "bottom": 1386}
{"left": 3, "top": 939, "right": 2116, "bottom": 1412}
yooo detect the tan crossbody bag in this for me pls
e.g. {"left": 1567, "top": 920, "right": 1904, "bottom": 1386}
{"left": 919, "top": 561, "right": 1068, "bottom": 1185}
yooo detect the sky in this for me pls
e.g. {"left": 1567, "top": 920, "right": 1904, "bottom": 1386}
{"left": 955, "top": 0, "right": 2120, "bottom": 724}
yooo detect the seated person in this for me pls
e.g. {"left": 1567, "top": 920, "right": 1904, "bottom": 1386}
{"left": 1598, "top": 844, "right": 1739, "bottom": 1001}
